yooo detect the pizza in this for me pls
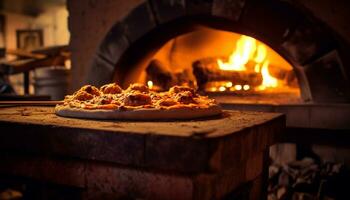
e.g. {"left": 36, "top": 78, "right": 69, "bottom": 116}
{"left": 55, "top": 83, "right": 222, "bottom": 120}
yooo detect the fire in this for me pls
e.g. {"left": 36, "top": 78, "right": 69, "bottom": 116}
{"left": 219, "top": 86, "right": 226, "bottom": 92}
{"left": 260, "top": 60, "right": 278, "bottom": 88}
{"left": 147, "top": 80, "right": 153, "bottom": 89}
{"left": 234, "top": 85, "right": 242, "bottom": 90}
{"left": 243, "top": 85, "right": 250, "bottom": 90}
{"left": 217, "top": 35, "right": 255, "bottom": 71}
{"left": 225, "top": 82, "right": 233, "bottom": 87}
{"left": 217, "top": 35, "right": 279, "bottom": 90}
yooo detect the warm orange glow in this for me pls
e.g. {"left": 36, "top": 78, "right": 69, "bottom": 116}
{"left": 219, "top": 86, "right": 226, "bottom": 91}
{"left": 243, "top": 85, "right": 250, "bottom": 91}
{"left": 254, "top": 45, "right": 267, "bottom": 64}
{"left": 217, "top": 35, "right": 280, "bottom": 90}
{"left": 225, "top": 82, "right": 233, "bottom": 88}
{"left": 147, "top": 28, "right": 299, "bottom": 96}
{"left": 260, "top": 61, "right": 278, "bottom": 88}
{"left": 147, "top": 80, "right": 153, "bottom": 89}
{"left": 217, "top": 35, "right": 256, "bottom": 71}
{"left": 253, "top": 45, "right": 266, "bottom": 73}
{"left": 209, "top": 87, "right": 218, "bottom": 92}
{"left": 234, "top": 85, "right": 242, "bottom": 90}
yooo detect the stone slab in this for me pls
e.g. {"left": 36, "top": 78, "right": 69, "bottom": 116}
{"left": 0, "top": 106, "right": 284, "bottom": 173}
{"left": 218, "top": 100, "right": 350, "bottom": 129}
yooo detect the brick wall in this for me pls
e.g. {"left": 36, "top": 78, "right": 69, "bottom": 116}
{"left": 67, "top": 0, "right": 144, "bottom": 91}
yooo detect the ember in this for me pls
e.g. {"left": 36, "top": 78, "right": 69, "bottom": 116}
{"left": 147, "top": 80, "right": 153, "bottom": 89}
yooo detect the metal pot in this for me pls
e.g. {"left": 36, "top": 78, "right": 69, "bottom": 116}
{"left": 33, "top": 66, "right": 70, "bottom": 100}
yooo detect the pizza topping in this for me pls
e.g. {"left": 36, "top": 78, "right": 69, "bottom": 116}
{"left": 101, "top": 98, "right": 112, "bottom": 105}
{"left": 127, "top": 83, "right": 149, "bottom": 93}
{"left": 63, "top": 95, "right": 74, "bottom": 102}
{"left": 60, "top": 83, "right": 220, "bottom": 113}
{"left": 96, "top": 104, "right": 119, "bottom": 109}
{"left": 157, "top": 98, "right": 177, "bottom": 107}
{"left": 124, "top": 93, "right": 152, "bottom": 106}
{"left": 169, "top": 86, "right": 195, "bottom": 95}
{"left": 100, "top": 83, "right": 123, "bottom": 94}
{"left": 81, "top": 103, "right": 97, "bottom": 109}
{"left": 73, "top": 91, "right": 94, "bottom": 101}
{"left": 175, "top": 91, "right": 197, "bottom": 104}
{"left": 68, "top": 100, "right": 81, "bottom": 107}
{"left": 79, "top": 85, "right": 100, "bottom": 96}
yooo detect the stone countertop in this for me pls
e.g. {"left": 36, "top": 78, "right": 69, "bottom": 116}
{"left": 0, "top": 106, "right": 285, "bottom": 173}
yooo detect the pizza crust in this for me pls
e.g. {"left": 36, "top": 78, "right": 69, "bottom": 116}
{"left": 55, "top": 104, "right": 222, "bottom": 120}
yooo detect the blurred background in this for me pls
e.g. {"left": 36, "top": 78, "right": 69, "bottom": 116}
{"left": 0, "top": 0, "right": 69, "bottom": 100}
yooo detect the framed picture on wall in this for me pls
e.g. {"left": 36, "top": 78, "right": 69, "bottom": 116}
{"left": 16, "top": 29, "right": 44, "bottom": 51}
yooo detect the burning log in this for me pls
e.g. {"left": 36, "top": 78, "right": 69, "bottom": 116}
{"left": 268, "top": 67, "right": 298, "bottom": 88}
{"left": 244, "top": 60, "right": 298, "bottom": 87}
{"left": 192, "top": 58, "right": 263, "bottom": 90}
{"left": 146, "top": 60, "right": 174, "bottom": 90}
{"left": 146, "top": 59, "right": 194, "bottom": 90}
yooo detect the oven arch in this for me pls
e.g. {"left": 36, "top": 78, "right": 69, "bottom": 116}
{"left": 87, "top": 0, "right": 349, "bottom": 103}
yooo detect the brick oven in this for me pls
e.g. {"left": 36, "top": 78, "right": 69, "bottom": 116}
{"left": 68, "top": 1, "right": 350, "bottom": 135}
{"left": 69, "top": 0, "right": 350, "bottom": 102}
{"left": 66, "top": 0, "right": 350, "bottom": 198}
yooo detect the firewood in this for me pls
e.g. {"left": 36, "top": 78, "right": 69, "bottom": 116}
{"left": 269, "top": 68, "right": 298, "bottom": 87}
{"left": 192, "top": 58, "right": 263, "bottom": 90}
{"left": 146, "top": 59, "right": 195, "bottom": 90}
{"left": 244, "top": 60, "right": 298, "bottom": 87}
{"left": 146, "top": 60, "right": 175, "bottom": 90}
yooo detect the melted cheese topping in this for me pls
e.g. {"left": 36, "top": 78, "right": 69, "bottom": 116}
{"left": 63, "top": 83, "right": 218, "bottom": 110}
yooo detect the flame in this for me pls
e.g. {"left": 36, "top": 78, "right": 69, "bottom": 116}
{"left": 225, "top": 82, "right": 233, "bottom": 87}
{"left": 209, "top": 87, "right": 217, "bottom": 92}
{"left": 234, "top": 85, "right": 242, "bottom": 90}
{"left": 217, "top": 35, "right": 256, "bottom": 71}
{"left": 254, "top": 45, "right": 267, "bottom": 63}
{"left": 253, "top": 45, "right": 266, "bottom": 73}
{"left": 243, "top": 85, "right": 250, "bottom": 91}
{"left": 260, "top": 61, "right": 278, "bottom": 88}
{"left": 219, "top": 86, "right": 226, "bottom": 91}
{"left": 216, "top": 35, "right": 279, "bottom": 91}
{"left": 147, "top": 80, "right": 153, "bottom": 89}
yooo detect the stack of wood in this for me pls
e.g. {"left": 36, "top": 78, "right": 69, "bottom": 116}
{"left": 192, "top": 57, "right": 263, "bottom": 90}
{"left": 269, "top": 158, "right": 346, "bottom": 200}
{"left": 192, "top": 57, "right": 298, "bottom": 91}
{"left": 145, "top": 57, "right": 298, "bottom": 92}
{"left": 267, "top": 65, "right": 299, "bottom": 88}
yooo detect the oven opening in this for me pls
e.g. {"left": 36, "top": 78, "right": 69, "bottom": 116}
{"left": 123, "top": 27, "right": 301, "bottom": 103}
